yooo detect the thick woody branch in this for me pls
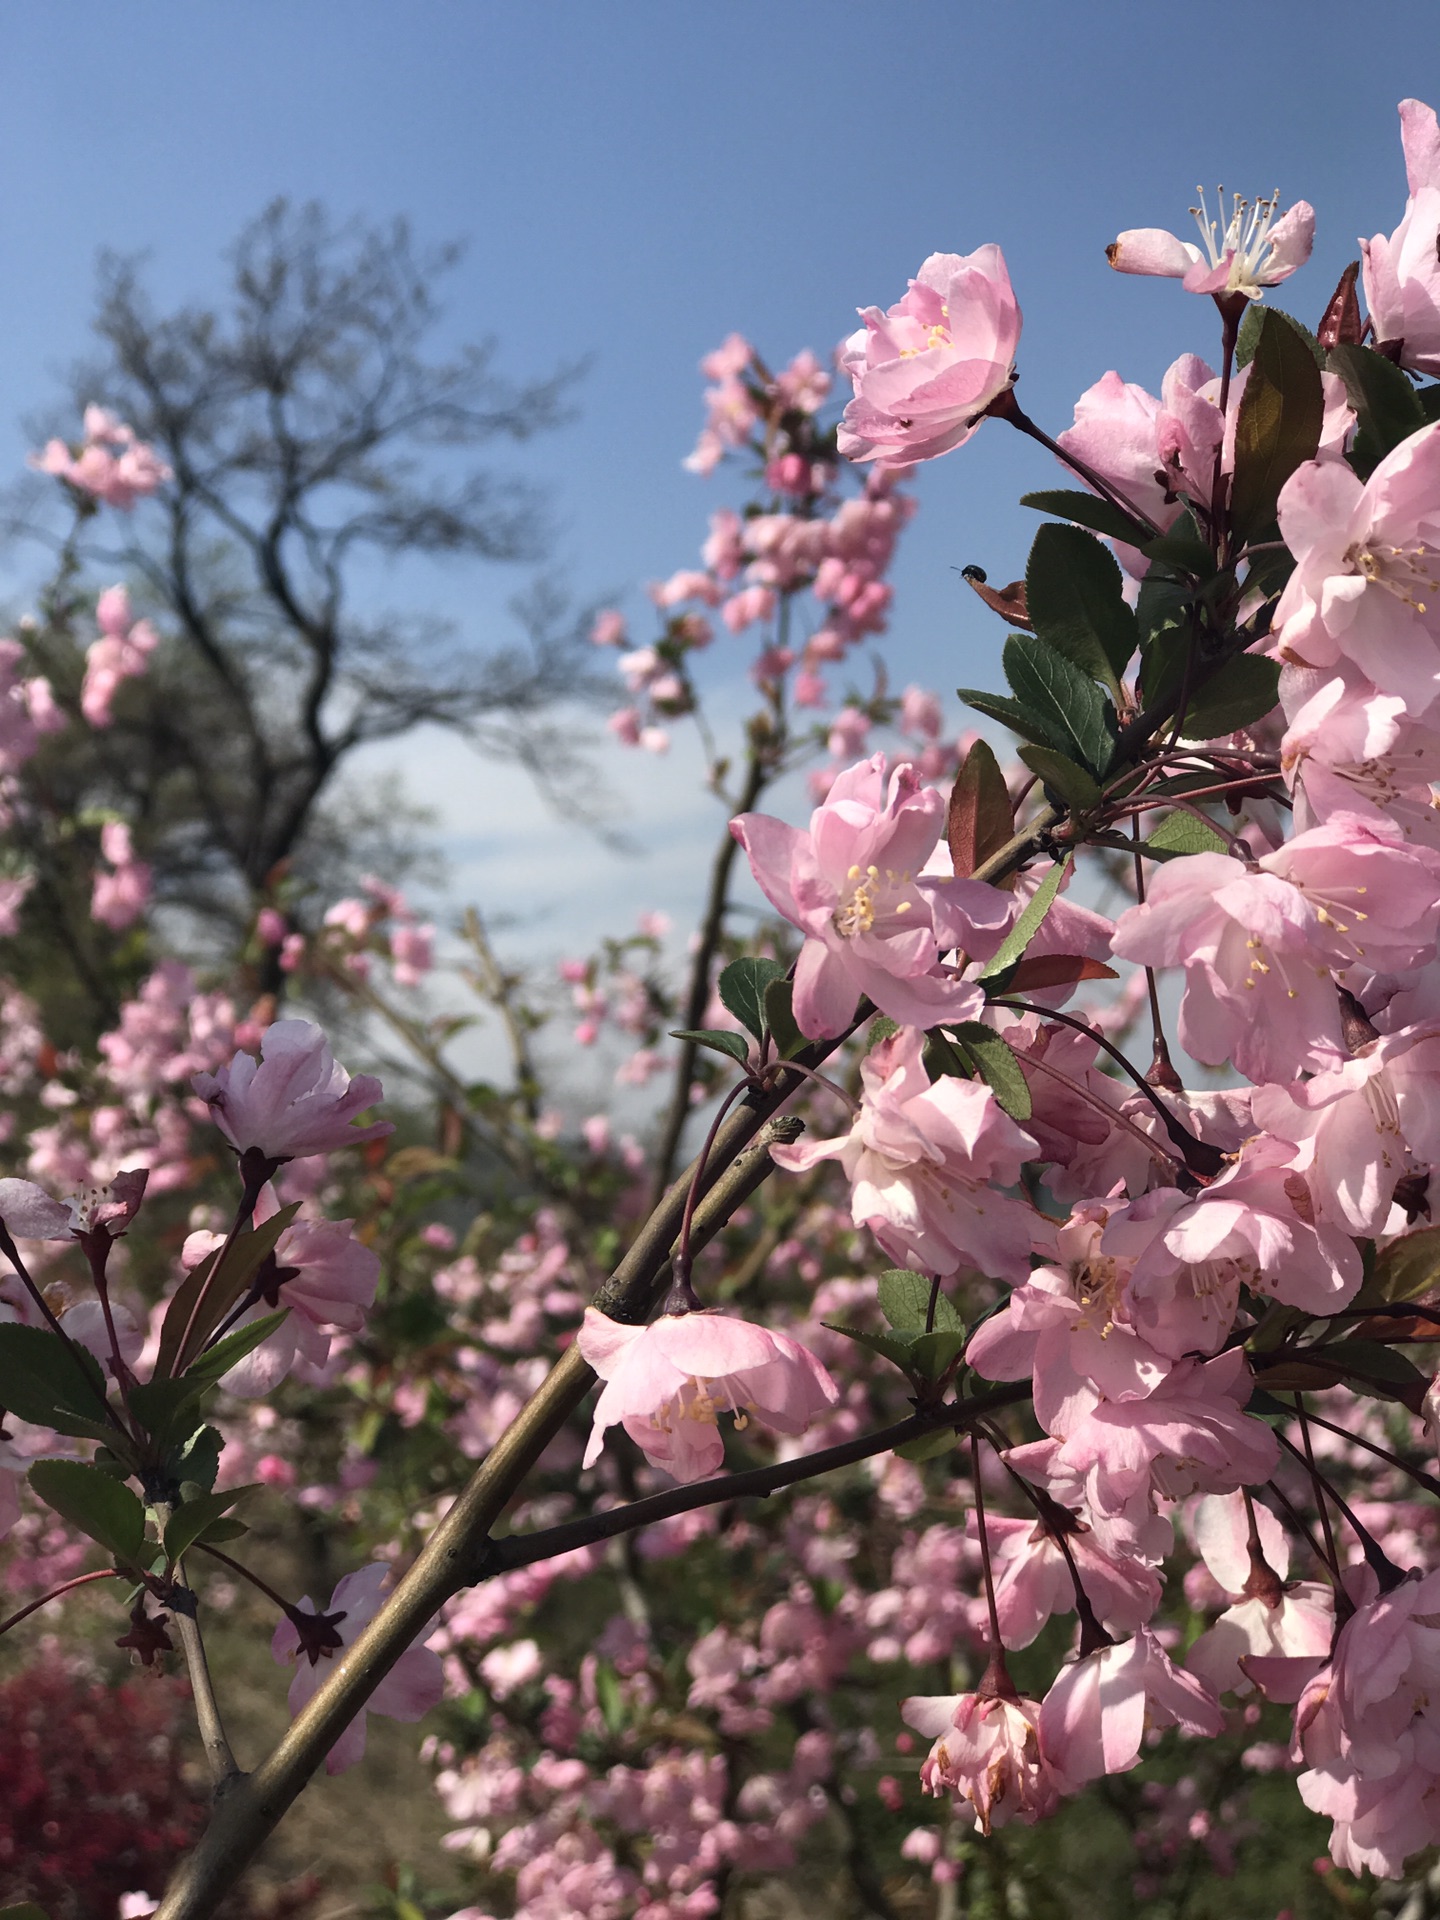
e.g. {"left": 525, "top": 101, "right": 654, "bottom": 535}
{"left": 487, "top": 1382, "right": 1032, "bottom": 1576}
{"left": 169, "top": 1586, "right": 242, "bottom": 1792}
{"left": 155, "top": 1107, "right": 808, "bottom": 1918}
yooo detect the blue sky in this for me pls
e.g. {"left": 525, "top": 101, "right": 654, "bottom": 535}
{"left": 0, "top": 1, "right": 1435, "bottom": 1014}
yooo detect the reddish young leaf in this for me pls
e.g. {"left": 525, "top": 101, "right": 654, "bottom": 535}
{"left": 1005, "top": 953, "right": 1118, "bottom": 992}
{"left": 947, "top": 738, "right": 1014, "bottom": 881}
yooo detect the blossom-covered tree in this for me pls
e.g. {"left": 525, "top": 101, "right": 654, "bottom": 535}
{"left": 14, "top": 93, "right": 1440, "bottom": 1920}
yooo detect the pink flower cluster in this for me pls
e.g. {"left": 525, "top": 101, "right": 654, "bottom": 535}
{"left": 31, "top": 406, "right": 171, "bottom": 509}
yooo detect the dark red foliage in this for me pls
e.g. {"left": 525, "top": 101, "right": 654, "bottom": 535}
{"left": 0, "top": 1653, "right": 206, "bottom": 1918}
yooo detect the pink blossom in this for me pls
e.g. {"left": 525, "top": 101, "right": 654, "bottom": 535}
{"left": 1039, "top": 1628, "right": 1223, "bottom": 1788}
{"left": 0, "top": 874, "right": 32, "bottom": 938}
{"left": 1107, "top": 188, "right": 1314, "bottom": 299}
{"left": 838, "top": 248, "right": 1021, "bottom": 469}
{"left": 81, "top": 586, "right": 159, "bottom": 727}
{"left": 590, "top": 608, "right": 627, "bottom": 648}
{"left": 975, "top": 1511, "right": 1162, "bottom": 1649}
{"left": 1295, "top": 1569, "right": 1440, "bottom": 1875}
{"left": 31, "top": 409, "right": 171, "bottom": 508}
{"left": 1252, "top": 1022, "right": 1440, "bottom": 1233}
{"left": 1362, "top": 100, "right": 1440, "bottom": 374}
{"left": 731, "top": 754, "right": 1009, "bottom": 1037}
{"left": 256, "top": 906, "right": 287, "bottom": 947}
{"left": 1038, "top": 1349, "right": 1280, "bottom": 1518}
{"left": 899, "top": 686, "right": 942, "bottom": 740}
{"left": 576, "top": 1306, "right": 839, "bottom": 1483}
{"left": 90, "top": 820, "right": 151, "bottom": 932}
{"left": 1129, "top": 1135, "right": 1364, "bottom": 1325}
{"left": 771, "top": 1026, "right": 1040, "bottom": 1282}
{"left": 272, "top": 1563, "right": 443, "bottom": 1773}
{"left": 1185, "top": 1493, "right": 1334, "bottom": 1697}
{"left": 771, "top": 347, "right": 831, "bottom": 414}
{"left": 1279, "top": 664, "right": 1440, "bottom": 843}
{"left": 721, "top": 585, "right": 776, "bottom": 633}
{"left": 901, "top": 1691, "right": 1060, "bottom": 1832}
{"left": 206, "top": 1212, "right": 380, "bottom": 1394}
{"left": 1271, "top": 421, "right": 1440, "bottom": 717}
{"left": 966, "top": 1194, "right": 1186, "bottom": 1430}
{"left": 390, "top": 921, "right": 435, "bottom": 988}
{"left": 192, "top": 1018, "right": 392, "bottom": 1162}
{"left": 1109, "top": 819, "right": 1440, "bottom": 1082}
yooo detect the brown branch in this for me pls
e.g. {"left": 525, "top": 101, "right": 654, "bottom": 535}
{"left": 155, "top": 1105, "right": 807, "bottom": 1917}
{"left": 487, "top": 1384, "right": 1031, "bottom": 1576}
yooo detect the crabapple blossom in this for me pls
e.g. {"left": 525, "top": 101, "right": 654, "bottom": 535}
{"left": 1127, "top": 1134, "right": 1364, "bottom": 1326}
{"left": 1039, "top": 1629, "right": 1223, "bottom": 1789}
{"left": 1294, "top": 1569, "right": 1440, "bottom": 1876}
{"left": 272, "top": 1563, "right": 444, "bottom": 1773}
{"left": 90, "top": 820, "right": 152, "bottom": 932}
{"left": 731, "top": 753, "right": 1010, "bottom": 1037}
{"left": 1362, "top": 100, "right": 1440, "bottom": 375}
{"left": 31, "top": 407, "right": 171, "bottom": 508}
{"left": 576, "top": 1306, "right": 839, "bottom": 1482}
{"left": 901, "top": 1691, "right": 1060, "bottom": 1833}
{"left": 1279, "top": 664, "right": 1440, "bottom": 845}
{"left": 838, "top": 247, "right": 1021, "bottom": 469}
{"left": 982, "top": 1508, "right": 1163, "bottom": 1648}
{"left": 1022, "top": 1348, "right": 1280, "bottom": 1519}
{"left": 1109, "top": 818, "right": 1440, "bottom": 1082}
{"left": 184, "top": 1208, "right": 380, "bottom": 1394}
{"left": 192, "top": 1018, "right": 393, "bottom": 1162}
{"left": 1184, "top": 1493, "right": 1333, "bottom": 1697}
{"left": 770, "top": 1025, "right": 1040, "bottom": 1282}
{"left": 1107, "top": 188, "right": 1314, "bottom": 299}
{"left": 81, "top": 586, "right": 159, "bottom": 728}
{"left": 1270, "top": 422, "right": 1440, "bottom": 718}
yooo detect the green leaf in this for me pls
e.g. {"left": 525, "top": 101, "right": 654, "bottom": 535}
{"left": 176, "top": 1424, "right": 223, "bottom": 1493}
{"left": 1323, "top": 1339, "right": 1430, "bottom": 1411}
{"left": 1016, "top": 745, "right": 1102, "bottom": 812}
{"left": 1181, "top": 653, "right": 1281, "bottom": 739}
{"left": 155, "top": 1202, "right": 302, "bottom": 1377}
{"left": 946, "top": 1022, "right": 1032, "bottom": 1122}
{"left": 878, "top": 1268, "right": 962, "bottom": 1332}
{"left": 28, "top": 1460, "right": 146, "bottom": 1566}
{"left": 762, "top": 978, "right": 806, "bottom": 1061}
{"left": 163, "top": 1484, "right": 258, "bottom": 1563}
{"left": 1024, "top": 523, "right": 1137, "bottom": 693}
{"left": 1003, "top": 635, "right": 1117, "bottom": 776}
{"left": 1361, "top": 1226, "right": 1440, "bottom": 1306}
{"left": 947, "top": 738, "right": 1014, "bottom": 879}
{"left": 956, "top": 687, "right": 1069, "bottom": 754}
{"left": 1327, "top": 343, "right": 1426, "bottom": 477}
{"left": 1135, "top": 572, "right": 1191, "bottom": 645}
{"left": 182, "top": 1309, "right": 290, "bottom": 1389}
{"left": 0, "top": 1903, "right": 53, "bottom": 1920}
{"left": 1230, "top": 309, "right": 1324, "bottom": 543}
{"left": 823, "top": 1322, "right": 929, "bottom": 1371}
{"left": 718, "top": 957, "right": 788, "bottom": 1041}
{"left": 1257, "top": 1340, "right": 1429, "bottom": 1411}
{"left": 1019, "top": 488, "right": 1154, "bottom": 547}
{"left": 979, "top": 858, "right": 1070, "bottom": 980}
{"left": 669, "top": 1027, "right": 751, "bottom": 1066}
{"left": 127, "top": 1375, "right": 204, "bottom": 1448}
{"left": 197, "top": 1516, "right": 249, "bottom": 1545}
{"left": 0, "top": 1324, "right": 113, "bottom": 1438}
{"left": 907, "top": 1329, "right": 971, "bottom": 1381}
{"left": 1141, "top": 510, "right": 1216, "bottom": 578}
{"left": 1144, "top": 812, "right": 1229, "bottom": 860}
{"left": 1236, "top": 303, "right": 1323, "bottom": 370}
